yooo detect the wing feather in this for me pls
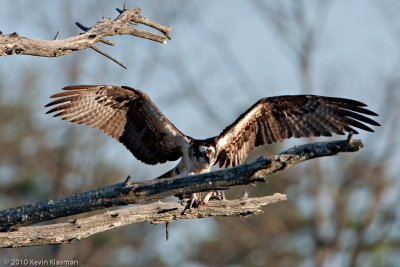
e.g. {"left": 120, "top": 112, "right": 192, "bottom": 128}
{"left": 215, "top": 95, "right": 380, "bottom": 167}
{"left": 46, "top": 85, "right": 189, "bottom": 165}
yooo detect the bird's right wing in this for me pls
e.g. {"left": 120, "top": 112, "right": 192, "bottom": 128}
{"left": 46, "top": 85, "right": 190, "bottom": 165}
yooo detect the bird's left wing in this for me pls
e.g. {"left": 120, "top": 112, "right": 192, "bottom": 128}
{"left": 214, "top": 95, "right": 380, "bottom": 168}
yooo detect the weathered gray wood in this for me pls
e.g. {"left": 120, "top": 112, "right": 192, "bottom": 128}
{"left": 0, "top": 193, "right": 287, "bottom": 248}
{"left": 0, "top": 7, "right": 172, "bottom": 59}
{"left": 0, "top": 139, "right": 363, "bottom": 232}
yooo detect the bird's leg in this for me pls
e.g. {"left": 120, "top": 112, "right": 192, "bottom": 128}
{"left": 200, "top": 191, "right": 214, "bottom": 205}
{"left": 200, "top": 190, "right": 226, "bottom": 205}
{"left": 181, "top": 193, "right": 200, "bottom": 214}
{"left": 189, "top": 193, "right": 198, "bottom": 209}
{"left": 181, "top": 190, "right": 226, "bottom": 214}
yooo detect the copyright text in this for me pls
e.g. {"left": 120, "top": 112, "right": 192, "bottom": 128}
{"left": 2, "top": 258, "right": 79, "bottom": 266}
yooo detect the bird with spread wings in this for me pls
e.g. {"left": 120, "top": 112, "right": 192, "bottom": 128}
{"left": 46, "top": 85, "right": 380, "bottom": 206}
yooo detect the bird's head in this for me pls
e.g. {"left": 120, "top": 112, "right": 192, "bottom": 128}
{"left": 190, "top": 140, "right": 217, "bottom": 165}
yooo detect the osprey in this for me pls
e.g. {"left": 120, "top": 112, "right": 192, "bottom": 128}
{"left": 46, "top": 85, "right": 380, "bottom": 204}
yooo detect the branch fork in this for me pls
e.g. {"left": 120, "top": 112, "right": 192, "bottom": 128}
{"left": 0, "top": 5, "right": 172, "bottom": 68}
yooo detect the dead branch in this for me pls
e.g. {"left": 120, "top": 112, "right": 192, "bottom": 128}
{"left": 0, "top": 139, "right": 363, "bottom": 234}
{"left": 0, "top": 6, "right": 172, "bottom": 67}
{"left": 0, "top": 193, "right": 287, "bottom": 248}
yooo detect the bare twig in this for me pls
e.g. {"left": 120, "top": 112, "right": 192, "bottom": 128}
{"left": 53, "top": 31, "right": 60, "bottom": 40}
{"left": 0, "top": 194, "right": 286, "bottom": 248}
{"left": 116, "top": 6, "right": 172, "bottom": 39}
{"left": 0, "top": 6, "right": 172, "bottom": 66}
{"left": 0, "top": 139, "right": 363, "bottom": 232}
{"left": 89, "top": 45, "right": 127, "bottom": 69}
{"left": 347, "top": 132, "right": 353, "bottom": 144}
{"left": 99, "top": 38, "right": 115, "bottom": 46}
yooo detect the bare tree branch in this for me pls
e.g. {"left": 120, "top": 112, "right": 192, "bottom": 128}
{"left": 0, "top": 6, "right": 172, "bottom": 66}
{"left": 252, "top": 1, "right": 333, "bottom": 93}
{"left": 0, "top": 139, "right": 363, "bottom": 234}
{"left": 0, "top": 193, "right": 287, "bottom": 248}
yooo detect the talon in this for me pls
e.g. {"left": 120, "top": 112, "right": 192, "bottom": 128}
{"left": 213, "top": 190, "right": 225, "bottom": 200}
{"left": 181, "top": 193, "right": 199, "bottom": 214}
{"left": 181, "top": 191, "right": 225, "bottom": 214}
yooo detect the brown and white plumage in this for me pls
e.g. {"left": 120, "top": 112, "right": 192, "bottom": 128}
{"left": 46, "top": 85, "right": 189, "bottom": 165}
{"left": 46, "top": 86, "right": 380, "bottom": 186}
{"left": 214, "top": 95, "right": 380, "bottom": 168}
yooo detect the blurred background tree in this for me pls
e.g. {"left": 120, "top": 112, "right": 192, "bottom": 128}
{"left": 0, "top": 1, "right": 399, "bottom": 266}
